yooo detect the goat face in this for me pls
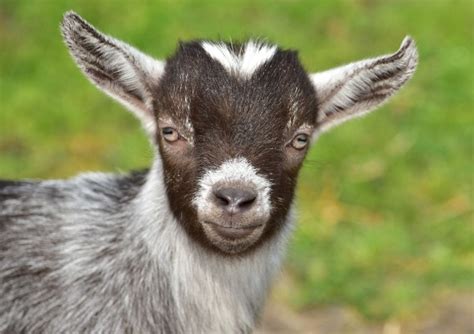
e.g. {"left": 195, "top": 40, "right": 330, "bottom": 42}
{"left": 153, "top": 42, "right": 317, "bottom": 253}
{"left": 61, "top": 12, "right": 418, "bottom": 254}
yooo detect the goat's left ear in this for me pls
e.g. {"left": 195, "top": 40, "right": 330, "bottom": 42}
{"left": 310, "top": 37, "right": 418, "bottom": 135}
{"left": 61, "top": 11, "right": 165, "bottom": 135}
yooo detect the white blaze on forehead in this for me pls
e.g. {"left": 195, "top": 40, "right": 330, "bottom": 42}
{"left": 193, "top": 157, "right": 272, "bottom": 215}
{"left": 201, "top": 41, "right": 277, "bottom": 79}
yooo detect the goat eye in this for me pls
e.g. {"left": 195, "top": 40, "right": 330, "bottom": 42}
{"left": 291, "top": 134, "right": 309, "bottom": 150}
{"left": 162, "top": 127, "right": 179, "bottom": 142}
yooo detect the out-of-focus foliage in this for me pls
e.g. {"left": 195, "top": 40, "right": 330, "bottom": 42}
{"left": 0, "top": 0, "right": 472, "bottom": 321}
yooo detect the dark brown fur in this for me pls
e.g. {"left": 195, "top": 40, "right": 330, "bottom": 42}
{"left": 153, "top": 42, "right": 318, "bottom": 254}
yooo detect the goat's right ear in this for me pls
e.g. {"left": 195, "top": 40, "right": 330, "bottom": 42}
{"left": 61, "top": 11, "right": 165, "bottom": 135}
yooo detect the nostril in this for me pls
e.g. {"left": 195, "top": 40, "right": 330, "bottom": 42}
{"left": 214, "top": 191, "right": 230, "bottom": 207}
{"left": 213, "top": 187, "right": 257, "bottom": 213}
{"left": 237, "top": 194, "right": 256, "bottom": 209}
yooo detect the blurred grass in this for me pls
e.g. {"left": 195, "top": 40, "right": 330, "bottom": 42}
{"left": 0, "top": 0, "right": 472, "bottom": 322}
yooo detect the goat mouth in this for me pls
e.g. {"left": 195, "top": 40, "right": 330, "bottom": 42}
{"left": 204, "top": 221, "right": 263, "bottom": 240}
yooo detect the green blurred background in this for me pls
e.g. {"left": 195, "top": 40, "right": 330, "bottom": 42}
{"left": 1, "top": 0, "right": 472, "bottom": 325}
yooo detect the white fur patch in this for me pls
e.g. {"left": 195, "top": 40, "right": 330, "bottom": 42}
{"left": 201, "top": 41, "right": 277, "bottom": 79}
{"left": 193, "top": 157, "right": 272, "bottom": 217}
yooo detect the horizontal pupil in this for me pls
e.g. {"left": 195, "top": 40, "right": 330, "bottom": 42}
{"left": 163, "top": 128, "right": 174, "bottom": 135}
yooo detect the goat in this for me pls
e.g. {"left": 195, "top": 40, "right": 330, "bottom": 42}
{"left": 0, "top": 11, "right": 418, "bottom": 333}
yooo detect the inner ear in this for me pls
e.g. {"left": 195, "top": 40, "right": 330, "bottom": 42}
{"left": 61, "top": 11, "right": 165, "bottom": 136}
{"left": 310, "top": 36, "right": 418, "bottom": 135}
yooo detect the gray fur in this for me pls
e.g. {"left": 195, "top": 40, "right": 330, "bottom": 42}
{"left": 0, "top": 159, "right": 292, "bottom": 333}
